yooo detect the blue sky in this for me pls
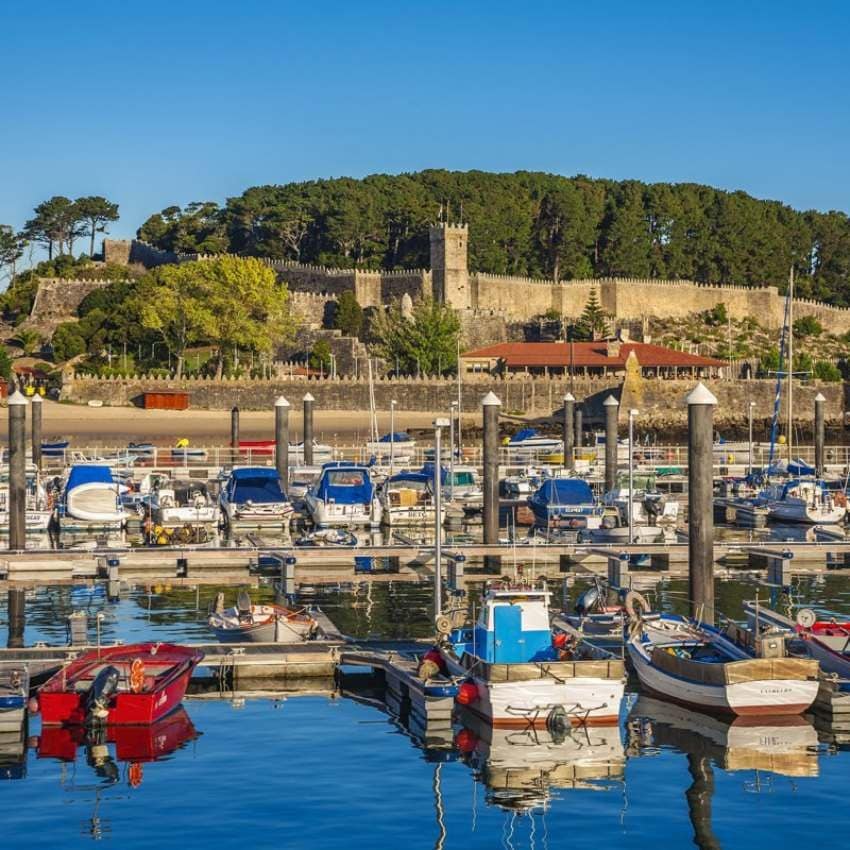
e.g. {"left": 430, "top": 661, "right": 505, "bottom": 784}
{"left": 2, "top": 1, "right": 848, "bottom": 247}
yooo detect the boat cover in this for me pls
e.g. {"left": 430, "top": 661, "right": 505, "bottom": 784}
{"left": 649, "top": 646, "right": 818, "bottom": 685}
{"left": 533, "top": 479, "right": 594, "bottom": 505}
{"left": 315, "top": 467, "right": 373, "bottom": 504}
{"left": 387, "top": 472, "right": 431, "bottom": 486}
{"left": 66, "top": 465, "right": 114, "bottom": 490}
{"left": 509, "top": 428, "right": 540, "bottom": 444}
{"left": 229, "top": 468, "right": 286, "bottom": 503}
{"left": 378, "top": 432, "right": 412, "bottom": 443}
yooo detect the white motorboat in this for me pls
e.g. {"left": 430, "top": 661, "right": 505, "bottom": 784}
{"left": 0, "top": 467, "right": 52, "bottom": 532}
{"left": 438, "top": 580, "right": 625, "bottom": 728}
{"left": 761, "top": 477, "right": 846, "bottom": 524}
{"left": 60, "top": 465, "right": 127, "bottom": 529}
{"left": 603, "top": 472, "right": 679, "bottom": 528}
{"left": 627, "top": 611, "right": 819, "bottom": 716}
{"left": 219, "top": 467, "right": 293, "bottom": 527}
{"left": 366, "top": 432, "right": 417, "bottom": 460}
{"left": 305, "top": 463, "right": 382, "bottom": 528}
{"left": 380, "top": 471, "right": 444, "bottom": 527}
{"left": 504, "top": 429, "right": 563, "bottom": 460}
{"left": 527, "top": 478, "right": 605, "bottom": 537}
{"left": 149, "top": 480, "right": 219, "bottom": 526}
{"left": 288, "top": 442, "right": 334, "bottom": 465}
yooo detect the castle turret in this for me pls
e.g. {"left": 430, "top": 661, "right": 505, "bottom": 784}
{"left": 430, "top": 223, "right": 469, "bottom": 309}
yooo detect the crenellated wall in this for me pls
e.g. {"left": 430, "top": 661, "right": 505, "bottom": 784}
{"left": 28, "top": 278, "right": 113, "bottom": 333}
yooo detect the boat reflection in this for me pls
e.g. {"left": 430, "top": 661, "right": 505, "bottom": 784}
{"left": 455, "top": 708, "right": 625, "bottom": 811}
{"left": 627, "top": 696, "right": 820, "bottom": 778}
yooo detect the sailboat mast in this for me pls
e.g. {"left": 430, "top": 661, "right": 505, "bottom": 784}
{"left": 787, "top": 266, "right": 794, "bottom": 465}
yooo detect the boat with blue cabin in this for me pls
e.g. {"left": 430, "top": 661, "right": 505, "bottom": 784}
{"left": 219, "top": 467, "right": 293, "bottom": 527}
{"left": 504, "top": 429, "right": 563, "bottom": 460}
{"left": 379, "top": 471, "right": 444, "bottom": 526}
{"left": 59, "top": 465, "right": 127, "bottom": 530}
{"left": 437, "top": 580, "right": 625, "bottom": 728}
{"left": 305, "top": 463, "right": 382, "bottom": 528}
{"left": 527, "top": 478, "right": 604, "bottom": 537}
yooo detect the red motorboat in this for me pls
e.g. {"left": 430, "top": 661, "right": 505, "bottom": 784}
{"left": 795, "top": 610, "right": 850, "bottom": 679}
{"left": 39, "top": 643, "right": 204, "bottom": 726}
{"left": 239, "top": 439, "right": 275, "bottom": 457}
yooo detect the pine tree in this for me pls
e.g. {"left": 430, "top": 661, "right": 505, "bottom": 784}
{"left": 573, "top": 290, "right": 610, "bottom": 340}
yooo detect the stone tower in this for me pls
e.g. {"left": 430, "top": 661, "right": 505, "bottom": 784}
{"left": 429, "top": 223, "right": 470, "bottom": 309}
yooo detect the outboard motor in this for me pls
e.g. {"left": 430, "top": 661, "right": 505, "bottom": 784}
{"left": 85, "top": 665, "right": 120, "bottom": 723}
{"left": 575, "top": 584, "right": 601, "bottom": 617}
{"left": 643, "top": 493, "right": 664, "bottom": 526}
{"left": 236, "top": 590, "right": 253, "bottom": 622}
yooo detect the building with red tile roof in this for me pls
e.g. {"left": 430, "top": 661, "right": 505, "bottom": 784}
{"left": 461, "top": 338, "right": 725, "bottom": 378}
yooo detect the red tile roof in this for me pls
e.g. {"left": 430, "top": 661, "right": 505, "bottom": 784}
{"left": 461, "top": 341, "right": 725, "bottom": 369}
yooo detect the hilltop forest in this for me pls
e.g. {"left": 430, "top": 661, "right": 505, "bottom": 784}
{"left": 138, "top": 170, "right": 850, "bottom": 304}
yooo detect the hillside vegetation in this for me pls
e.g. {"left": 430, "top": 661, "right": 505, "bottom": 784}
{"left": 138, "top": 170, "right": 850, "bottom": 303}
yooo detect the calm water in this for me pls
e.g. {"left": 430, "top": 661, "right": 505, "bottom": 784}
{"left": 2, "top": 576, "right": 850, "bottom": 849}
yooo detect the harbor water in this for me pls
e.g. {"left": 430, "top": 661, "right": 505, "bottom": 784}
{"left": 2, "top": 575, "right": 850, "bottom": 849}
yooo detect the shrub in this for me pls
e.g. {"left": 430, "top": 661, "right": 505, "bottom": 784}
{"left": 793, "top": 315, "right": 823, "bottom": 337}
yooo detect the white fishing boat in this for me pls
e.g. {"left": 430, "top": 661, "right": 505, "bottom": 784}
{"left": 761, "top": 477, "right": 846, "bottom": 524}
{"left": 304, "top": 463, "right": 382, "bottom": 528}
{"left": 627, "top": 611, "right": 819, "bottom": 716}
{"left": 208, "top": 591, "right": 318, "bottom": 643}
{"left": 438, "top": 580, "right": 625, "bottom": 728}
{"left": 380, "top": 471, "right": 444, "bottom": 527}
{"left": 60, "top": 465, "right": 127, "bottom": 529}
{"left": 219, "top": 467, "right": 293, "bottom": 527}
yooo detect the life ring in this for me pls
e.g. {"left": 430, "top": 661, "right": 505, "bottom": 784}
{"left": 129, "top": 658, "right": 145, "bottom": 694}
{"left": 624, "top": 590, "right": 650, "bottom": 621}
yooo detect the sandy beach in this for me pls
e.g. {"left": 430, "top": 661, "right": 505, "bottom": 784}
{"left": 0, "top": 400, "right": 474, "bottom": 447}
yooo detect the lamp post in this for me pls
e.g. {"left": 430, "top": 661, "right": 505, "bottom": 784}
{"left": 390, "top": 399, "right": 397, "bottom": 476}
{"left": 748, "top": 400, "right": 755, "bottom": 477}
{"left": 433, "top": 417, "right": 450, "bottom": 621}
{"left": 628, "top": 409, "right": 638, "bottom": 543}
{"left": 449, "top": 400, "right": 458, "bottom": 500}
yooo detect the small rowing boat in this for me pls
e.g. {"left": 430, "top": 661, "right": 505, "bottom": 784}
{"left": 208, "top": 591, "right": 318, "bottom": 643}
{"left": 38, "top": 643, "right": 203, "bottom": 726}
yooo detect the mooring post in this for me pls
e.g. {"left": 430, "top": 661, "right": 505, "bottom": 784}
{"left": 563, "top": 392, "right": 575, "bottom": 471}
{"left": 815, "top": 392, "right": 825, "bottom": 477}
{"left": 275, "top": 395, "right": 290, "bottom": 489}
{"left": 230, "top": 405, "right": 240, "bottom": 464}
{"left": 8, "top": 390, "right": 28, "bottom": 551}
{"left": 31, "top": 393, "right": 43, "bottom": 472}
{"left": 482, "top": 391, "right": 502, "bottom": 572}
{"left": 603, "top": 395, "right": 619, "bottom": 492}
{"left": 687, "top": 382, "right": 717, "bottom": 624}
{"left": 574, "top": 403, "right": 583, "bottom": 450}
{"left": 7, "top": 587, "right": 25, "bottom": 648}
{"left": 303, "top": 392, "right": 315, "bottom": 466}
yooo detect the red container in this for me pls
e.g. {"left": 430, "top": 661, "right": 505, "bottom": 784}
{"left": 142, "top": 391, "right": 190, "bottom": 411}
{"left": 39, "top": 643, "right": 204, "bottom": 726}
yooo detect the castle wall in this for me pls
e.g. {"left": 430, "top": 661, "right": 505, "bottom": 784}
{"left": 28, "top": 278, "right": 112, "bottom": 334}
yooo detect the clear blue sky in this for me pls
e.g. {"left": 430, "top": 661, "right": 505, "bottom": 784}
{"left": 2, "top": 1, "right": 848, "bottom": 246}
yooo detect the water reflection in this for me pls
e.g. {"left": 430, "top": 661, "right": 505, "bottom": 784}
{"left": 455, "top": 709, "right": 625, "bottom": 811}
{"left": 34, "top": 708, "right": 199, "bottom": 839}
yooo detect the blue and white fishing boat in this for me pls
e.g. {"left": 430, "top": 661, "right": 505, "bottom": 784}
{"left": 627, "top": 611, "right": 820, "bottom": 716}
{"left": 527, "top": 478, "right": 604, "bottom": 537}
{"left": 219, "top": 467, "right": 293, "bottom": 527}
{"left": 380, "top": 471, "right": 444, "bottom": 526}
{"left": 438, "top": 580, "right": 625, "bottom": 728}
{"left": 59, "top": 465, "right": 126, "bottom": 529}
{"left": 504, "top": 429, "right": 563, "bottom": 459}
{"left": 760, "top": 477, "right": 845, "bottom": 524}
{"left": 304, "top": 463, "right": 382, "bottom": 528}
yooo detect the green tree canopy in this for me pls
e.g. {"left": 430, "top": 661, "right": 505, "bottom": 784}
{"left": 51, "top": 323, "right": 87, "bottom": 362}
{"left": 371, "top": 296, "right": 460, "bottom": 375}
{"left": 74, "top": 196, "right": 120, "bottom": 257}
{"left": 572, "top": 289, "right": 610, "bottom": 340}
{"left": 333, "top": 291, "right": 364, "bottom": 337}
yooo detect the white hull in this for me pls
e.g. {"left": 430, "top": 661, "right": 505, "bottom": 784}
{"left": 65, "top": 482, "right": 126, "bottom": 526}
{"left": 157, "top": 506, "right": 220, "bottom": 526}
{"left": 381, "top": 505, "right": 444, "bottom": 527}
{"left": 768, "top": 500, "right": 846, "bottom": 524}
{"left": 221, "top": 499, "right": 293, "bottom": 526}
{"left": 443, "top": 655, "right": 623, "bottom": 727}
{"left": 627, "top": 641, "right": 819, "bottom": 716}
{"left": 0, "top": 510, "right": 52, "bottom": 532}
{"left": 305, "top": 494, "right": 381, "bottom": 528}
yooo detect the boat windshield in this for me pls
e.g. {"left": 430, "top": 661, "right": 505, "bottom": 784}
{"left": 328, "top": 470, "right": 366, "bottom": 486}
{"left": 453, "top": 471, "right": 475, "bottom": 486}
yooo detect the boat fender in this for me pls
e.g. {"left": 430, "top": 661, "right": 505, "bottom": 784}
{"left": 128, "top": 762, "right": 144, "bottom": 788}
{"left": 129, "top": 659, "right": 145, "bottom": 694}
{"left": 419, "top": 647, "right": 447, "bottom": 678}
{"left": 85, "top": 665, "right": 120, "bottom": 722}
{"left": 575, "top": 585, "right": 601, "bottom": 616}
{"left": 624, "top": 590, "right": 650, "bottom": 621}
{"left": 456, "top": 680, "right": 479, "bottom": 706}
{"left": 454, "top": 729, "right": 478, "bottom": 754}
{"left": 796, "top": 608, "right": 817, "bottom": 629}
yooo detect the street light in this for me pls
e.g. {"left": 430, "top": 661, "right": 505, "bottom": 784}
{"left": 432, "top": 417, "right": 450, "bottom": 622}
{"left": 390, "top": 399, "right": 397, "bottom": 476}
{"left": 449, "top": 401, "right": 458, "bottom": 500}
{"left": 748, "top": 400, "right": 756, "bottom": 476}
{"left": 628, "top": 409, "right": 638, "bottom": 543}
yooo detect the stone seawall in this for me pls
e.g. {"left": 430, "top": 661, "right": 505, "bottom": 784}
{"left": 60, "top": 375, "right": 845, "bottom": 428}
